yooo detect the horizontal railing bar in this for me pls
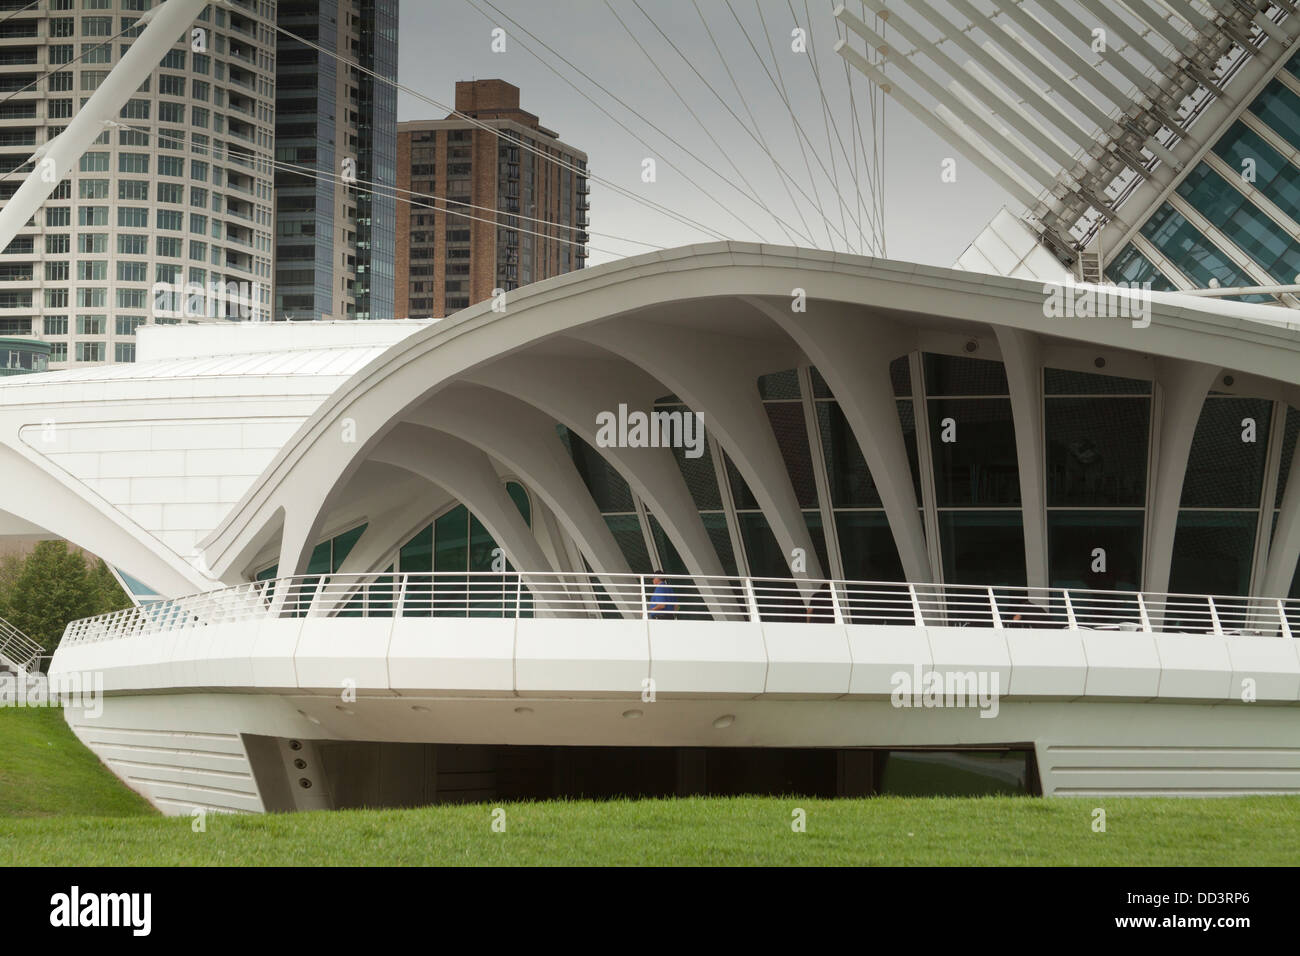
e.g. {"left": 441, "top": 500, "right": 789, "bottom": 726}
{"left": 57, "top": 571, "right": 1300, "bottom": 647}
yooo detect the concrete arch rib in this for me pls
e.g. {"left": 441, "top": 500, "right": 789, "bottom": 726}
{"left": 199, "top": 243, "right": 1300, "bottom": 587}
{"left": 1145, "top": 359, "right": 1220, "bottom": 597}
{"left": 401, "top": 384, "right": 632, "bottom": 577}
{"left": 0, "top": 444, "right": 208, "bottom": 596}
{"left": 462, "top": 354, "right": 725, "bottom": 579}
{"left": 370, "top": 424, "right": 554, "bottom": 576}
{"left": 575, "top": 317, "right": 824, "bottom": 582}
{"left": 741, "top": 296, "right": 931, "bottom": 583}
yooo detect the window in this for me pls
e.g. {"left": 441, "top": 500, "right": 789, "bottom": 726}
{"left": 156, "top": 209, "right": 183, "bottom": 231}
{"left": 77, "top": 260, "right": 106, "bottom": 281}
{"left": 44, "top": 262, "right": 69, "bottom": 281}
{"left": 115, "top": 315, "right": 145, "bottom": 336}
{"left": 81, "top": 16, "right": 112, "bottom": 36}
{"left": 155, "top": 236, "right": 182, "bottom": 257}
{"left": 77, "top": 206, "right": 107, "bottom": 226}
{"left": 48, "top": 73, "right": 72, "bottom": 91}
{"left": 192, "top": 80, "right": 208, "bottom": 101}
{"left": 44, "top": 316, "right": 68, "bottom": 336}
{"left": 190, "top": 160, "right": 208, "bottom": 182}
{"left": 158, "top": 181, "right": 183, "bottom": 202}
{"left": 190, "top": 187, "right": 208, "bottom": 207}
{"left": 116, "top": 289, "right": 147, "bottom": 309}
{"left": 117, "top": 234, "right": 147, "bottom": 255}
{"left": 190, "top": 213, "right": 207, "bottom": 234}
{"left": 50, "top": 343, "right": 67, "bottom": 363}
{"left": 48, "top": 99, "right": 73, "bottom": 118}
{"left": 114, "top": 343, "right": 136, "bottom": 363}
{"left": 118, "top": 128, "right": 148, "bottom": 146}
{"left": 76, "top": 234, "right": 107, "bottom": 254}
{"left": 160, "top": 50, "right": 185, "bottom": 70}
{"left": 46, "top": 208, "right": 70, "bottom": 227}
{"left": 118, "top": 180, "right": 148, "bottom": 200}
{"left": 189, "top": 240, "right": 206, "bottom": 261}
{"left": 46, "top": 234, "right": 70, "bottom": 254}
{"left": 191, "top": 106, "right": 208, "bottom": 128}
{"left": 116, "top": 261, "right": 147, "bottom": 282}
{"left": 50, "top": 17, "right": 74, "bottom": 37}
{"left": 80, "top": 44, "right": 111, "bottom": 65}
{"left": 119, "top": 99, "right": 149, "bottom": 120}
{"left": 117, "top": 206, "right": 148, "bottom": 228}
{"left": 45, "top": 290, "right": 68, "bottom": 308}
{"left": 76, "top": 289, "right": 105, "bottom": 308}
{"left": 118, "top": 153, "right": 148, "bottom": 173}
{"left": 158, "top": 101, "right": 184, "bottom": 124}
{"left": 79, "top": 152, "right": 108, "bottom": 172}
{"left": 75, "top": 342, "right": 105, "bottom": 363}
{"left": 159, "top": 74, "right": 185, "bottom": 97}
{"left": 78, "top": 179, "right": 108, "bottom": 198}
{"left": 76, "top": 315, "right": 105, "bottom": 335}
{"left": 48, "top": 46, "right": 73, "bottom": 65}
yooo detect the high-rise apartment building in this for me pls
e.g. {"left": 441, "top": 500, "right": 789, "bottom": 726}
{"left": 0, "top": 0, "right": 278, "bottom": 368}
{"left": 395, "top": 79, "right": 588, "bottom": 318}
{"left": 273, "top": 0, "right": 396, "bottom": 321}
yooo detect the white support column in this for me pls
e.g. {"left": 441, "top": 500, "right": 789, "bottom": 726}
{"left": 404, "top": 386, "right": 634, "bottom": 577}
{"left": 576, "top": 318, "right": 823, "bottom": 581}
{"left": 465, "top": 355, "right": 726, "bottom": 579}
{"left": 370, "top": 424, "right": 554, "bottom": 575}
{"left": 1144, "top": 359, "right": 1220, "bottom": 595}
{"left": 742, "top": 297, "right": 931, "bottom": 583}
{"left": 995, "top": 328, "right": 1048, "bottom": 590}
{"left": 1260, "top": 399, "right": 1300, "bottom": 599}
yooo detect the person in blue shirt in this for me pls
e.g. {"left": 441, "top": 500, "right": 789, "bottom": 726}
{"left": 649, "top": 571, "right": 677, "bottom": 620}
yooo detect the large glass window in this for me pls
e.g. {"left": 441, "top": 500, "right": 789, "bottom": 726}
{"left": 1176, "top": 163, "right": 1300, "bottom": 284}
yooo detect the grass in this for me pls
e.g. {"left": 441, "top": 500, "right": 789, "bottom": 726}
{"left": 2, "top": 707, "right": 1297, "bottom": 866}
{"left": 0, "top": 707, "right": 152, "bottom": 819}
{"left": 4, "top": 792, "right": 1298, "bottom": 866}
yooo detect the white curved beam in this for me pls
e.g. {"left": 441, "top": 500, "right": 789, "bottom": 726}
{"left": 1259, "top": 396, "right": 1300, "bottom": 599}
{"left": 370, "top": 425, "right": 554, "bottom": 575}
{"left": 742, "top": 296, "right": 931, "bottom": 582}
{"left": 464, "top": 354, "right": 726, "bottom": 578}
{"left": 0, "top": 0, "right": 211, "bottom": 251}
{"left": 0, "top": 445, "right": 208, "bottom": 596}
{"left": 996, "top": 327, "right": 1048, "bottom": 590}
{"left": 1145, "top": 359, "right": 1220, "bottom": 595}
{"left": 403, "top": 385, "right": 632, "bottom": 576}
{"left": 576, "top": 317, "right": 824, "bottom": 581}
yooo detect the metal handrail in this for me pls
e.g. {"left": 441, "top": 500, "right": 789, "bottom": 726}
{"left": 56, "top": 571, "right": 1300, "bottom": 648}
{"left": 0, "top": 615, "right": 44, "bottom": 673}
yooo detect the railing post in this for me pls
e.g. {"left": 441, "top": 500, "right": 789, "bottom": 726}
{"left": 909, "top": 584, "right": 924, "bottom": 626}
{"left": 988, "top": 587, "right": 1003, "bottom": 629}
{"left": 1136, "top": 593, "right": 1152, "bottom": 632}
{"left": 1279, "top": 599, "right": 1292, "bottom": 639}
{"left": 830, "top": 581, "right": 844, "bottom": 625}
{"left": 515, "top": 574, "right": 524, "bottom": 620}
{"left": 641, "top": 575, "right": 649, "bottom": 621}
{"left": 1062, "top": 589, "right": 1078, "bottom": 629}
{"left": 744, "top": 578, "right": 760, "bottom": 623}
{"left": 1207, "top": 596, "right": 1223, "bottom": 636}
{"left": 396, "top": 574, "right": 408, "bottom": 618}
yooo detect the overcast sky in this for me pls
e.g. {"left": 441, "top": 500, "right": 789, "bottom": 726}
{"left": 395, "top": 0, "right": 1013, "bottom": 268}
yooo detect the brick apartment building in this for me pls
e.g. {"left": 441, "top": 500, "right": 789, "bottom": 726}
{"left": 395, "top": 80, "right": 589, "bottom": 318}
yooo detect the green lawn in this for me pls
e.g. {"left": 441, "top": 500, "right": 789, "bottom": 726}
{"left": 2, "top": 707, "right": 1297, "bottom": 865}
{"left": 4, "top": 793, "right": 1298, "bottom": 866}
{"left": 0, "top": 707, "right": 152, "bottom": 819}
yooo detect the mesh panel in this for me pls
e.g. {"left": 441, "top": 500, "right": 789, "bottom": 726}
{"left": 1045, "top": 397, "right": 1150, "bottom": 507}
